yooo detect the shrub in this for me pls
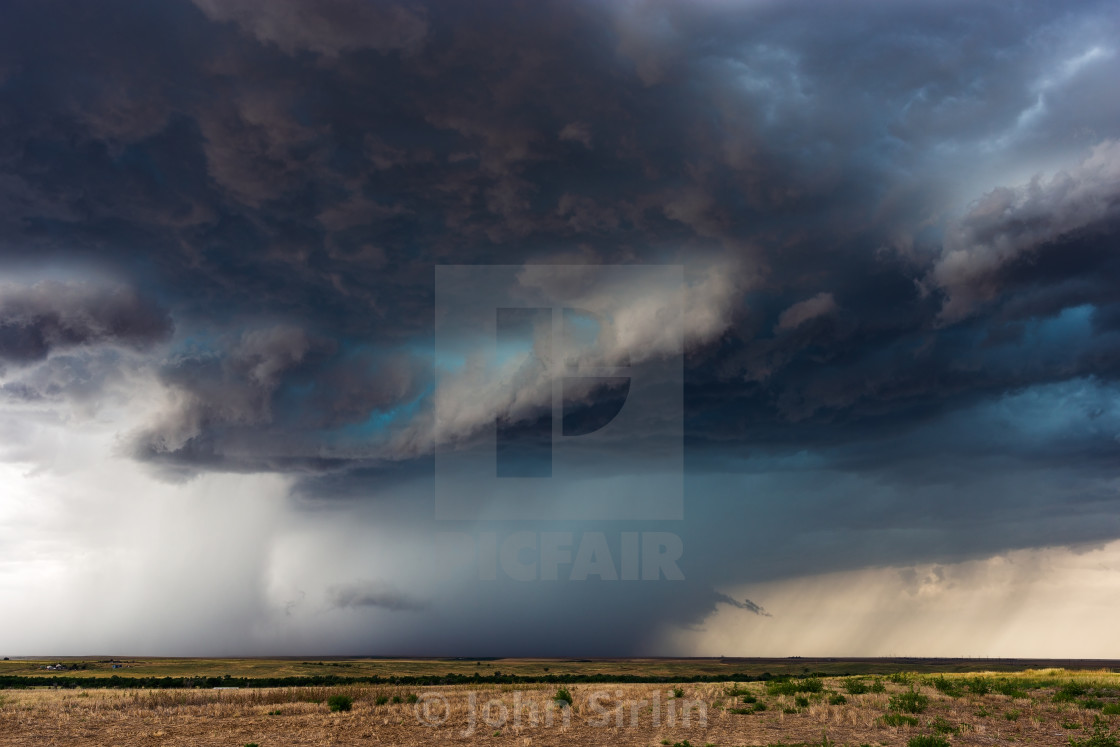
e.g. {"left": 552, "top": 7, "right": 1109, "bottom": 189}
{"left": 882, "top": 713, "right": 920, "bottom": 727}
{"left": 844, "top": 679, "right": 869, "bottom": 695}
{"left": 828, "top": 693, "right": 847, "bottom": 705}
{"left": 888, "top": 672, "right": 913, "bottom": 685}
{"left": 930, "top": 717, "right": 957, "bottom": 734}
{"left": 975, "top": 706, "right": 990, "bottom": 718}
{"left": 753, "top": 701, "right": 768, "bottom": 712}
{"left": 1005, "top": 709, "right": 1020, "bottom": 721}
{"left": 795, "top": 695, "right": 810, "bottom": 708}
{"left": 768, "top": 679, "right": 797, "bottom": 695}
{"left": 327, "top": 694, "right": 352, "bottom": 712}
{"left": 740, "top": 693, "right": 757, "bottom": 704}
{"left": 405, "top": 693, "right": 418, "bottom": 704}
{"left": 1069, "top": 717, "right": 1120, "bottom": 747}
{"left": 1057, "top": 683, "right": 1091, "bottom": 703}
{"left": 1083, "top": 698, "right": 1106, "bottom": 710}
{"left": 993, "top": 680, "right": 1027, "bottom": 698}
{"left": 554, "top": 687, "right": 573, "bottom": 706}
{"left": 373, "top": 695, "right": 389, "bottom": 706}
{"left": 869, "top": 679, "right": 887, "bottom": 693}
{"left": 931, "top": 677, "right": 964, "bottom": 697}
{"left": 907, "top": 737, "right": 950, "bottom": 747}
{"left": 672, "top": 687, "right": 685, "bottom": 699}
{"left": 966, "top": 677, "right": 992, "bottom": 696}
{"left": 767, "top": 677, "right": 823, "bottom": 696}
{"left": 889, "top": 688, "right": 929, "bottom": 714}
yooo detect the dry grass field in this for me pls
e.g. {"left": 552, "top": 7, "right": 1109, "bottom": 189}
{"left": 2, "top": 669, "right": 1120, "bottom": 746}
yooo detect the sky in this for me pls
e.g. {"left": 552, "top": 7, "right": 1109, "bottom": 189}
{"left": 1, "top": 0, "right": 1120, "bottom": 657}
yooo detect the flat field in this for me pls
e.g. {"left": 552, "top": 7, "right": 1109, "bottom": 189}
{"left": 2, "top": 656, "right": 1116, "bottom": 680}
{"left": 2, "top": 666, "right": 1120, "bottom": 746}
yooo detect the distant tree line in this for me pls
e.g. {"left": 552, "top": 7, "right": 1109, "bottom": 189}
{"left": 0, "top": 671, "right": 821, "bottom": 690}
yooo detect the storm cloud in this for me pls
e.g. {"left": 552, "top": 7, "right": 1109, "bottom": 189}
{"left": 0, "top": 281, "right": 171, "bottom": 365}
{"left": 1, "top": 0, "right": 1120, "bottom": 657}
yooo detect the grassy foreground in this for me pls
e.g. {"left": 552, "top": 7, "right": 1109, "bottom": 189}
{"left": 2, "top": 668, "right": 1120, "bottom": 746}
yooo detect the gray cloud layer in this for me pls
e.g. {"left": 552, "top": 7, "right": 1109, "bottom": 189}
{"left": 0, "top": 281, "right": 172, "bottom": 365}
{"left": 1, "top": 0, "right": 1119, "bottom": 655}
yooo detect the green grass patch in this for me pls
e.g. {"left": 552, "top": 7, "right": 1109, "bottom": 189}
{"left": 1005, "top": 709, "right": 1020, "bottom": 721}
{"left": 882, "top": 713, "right": 920, "bottom": 727}
{"left": 828, "top": 693, "right": 847, "bottom": 705}
{"left": 889, "top": 688, "right": 929, "bottom": 714}
{"left": 907, "top": 737, "right": 950, "bottom": 747}
{"left": 843, "top": 676, "right": 886, "bottom": 694}
{"left": 1069, "top": 717, "right": 1120, "bottom": 747}
{"left": 1057, "top": 683, "right": 1092, "bottom": 703}
{"left": 930, "top": 677, "right": 964, "bottom": 697}
{"left": 965, "top": 677, "right": 991, "bottom": 696}
{"left": 930, "top": 717, "right": 957, "bottom": 734}
{"left": 994, "top": 680, "right": 1028, "bottom": 698}
{"left": 767, "top": 677, "right": 824, "bottom": 696}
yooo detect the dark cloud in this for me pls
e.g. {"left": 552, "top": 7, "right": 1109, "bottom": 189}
{"left": 131, "top": 324, "right": 428, "bottom": 473}
{"left": 2, "top": 0, "right": 1120, "bottom": 655}
{"left": 0, "top": 281, "right": 172, "bottom": 365}
{"left": 931, "top": 140, "right": 1120, "bottom": 323}
{"left": 715, "top": 594, "right": 772, "bottom": 618}
{"left": 327, "top": 582, "right": 428, "bottom": 612}
{"left": 192, "top": 0, "right": 428, "bottom": 58}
